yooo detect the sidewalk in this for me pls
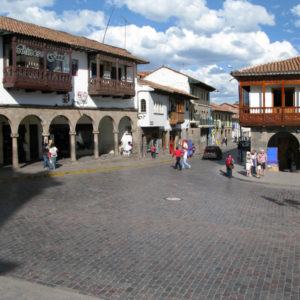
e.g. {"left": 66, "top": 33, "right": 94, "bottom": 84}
{"left": 220, "top": 147, "right": 300, "bottom": 189}
{"left": 0, "top": 276, "right": 104, "bottom": 300}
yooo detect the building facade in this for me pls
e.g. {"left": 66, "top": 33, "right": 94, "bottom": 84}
{"left": 0, "top": 16, "right": 147, "bottom": 168}
{"left": 210, "top": 103, "right": 233, "bottom": 146}
{"left": 231, "top": 56, "right": 300, "bottom": 171}
{"left": 139, "top": 66, "right": 215, "bottom": 153}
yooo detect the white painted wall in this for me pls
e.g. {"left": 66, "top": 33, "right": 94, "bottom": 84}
{"left": 136, "top": 82, "right": 169, "bottom": 128}
{"left": 0, "top": 39, "right": 135, "bottom": 109}
{"left": 144, "top": 67, "right": 190, "bottom": 92}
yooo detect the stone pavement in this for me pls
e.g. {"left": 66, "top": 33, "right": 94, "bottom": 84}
{"left": 0, "top": 276, "right": 104, "bottom": 300}
{"left": 0, "top": 145, "right": 299, "bottom": 300}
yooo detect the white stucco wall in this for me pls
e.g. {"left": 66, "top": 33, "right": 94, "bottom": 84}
{"left": 144, "top": 67, "right": 190, "bottom": 92}
{"left": 136, "top": 85, "right": 169, "bottom": 128}
{"left": 0, "top": 39, "right": 135, "bottom": 109}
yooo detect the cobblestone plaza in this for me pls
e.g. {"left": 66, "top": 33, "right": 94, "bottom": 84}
{"left": 0, "top": 158, "right": 299, "bottom": 299}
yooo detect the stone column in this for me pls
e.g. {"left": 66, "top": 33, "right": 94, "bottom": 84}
{"left": 42, "top": 133, "right": 50, "bottom": 144}
{"left": 93, "top": 131, "right": 99, "bottom": 159}
{"left": 132, "top": 128, "right": 142, "bottom": 158}
{"left": 69, "top": 131, "right": 76, "bottom": 162}
{"left": 113, "top": 130, "right": 119, "bottom": 156}
{"left": 11, "top": 133, "right": 19, "bottom": 169}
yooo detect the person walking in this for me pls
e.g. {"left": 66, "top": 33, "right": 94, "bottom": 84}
{"left": 49, "top": 144, "right": 59, "bottom": 170}
{"left": 151, "top": 145, "right": 156, "bottom": 158}
{"left": 42, "top": 142, "right": 51, "bottom": 169}
{"left": 172, "top": 146, "right": 184, "bottom": 170}
{"left": 226, "top": 154, "right": 234, "bottom": 178}
{"left": 182, "top": 148, "right": 191, "bottom": 169}
{"left": 251, "top": 149, "right": 257, "bottom": 176}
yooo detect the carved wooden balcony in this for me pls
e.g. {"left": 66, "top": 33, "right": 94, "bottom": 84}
{"left": 169, "top": 112, "right": 185, "bottom": 125}
{"left": 3, "top": 66, "right": 72, "bottom": 92}
{"left": 88, "top": 78, "right": 135, "bottom": 98}
{"left": 240, "top": 106, "right": 300, "bottom": 127}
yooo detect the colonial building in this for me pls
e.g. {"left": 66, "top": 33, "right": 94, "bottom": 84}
{"left": 210, "top": 103, "right": 233, "bottom": 146}
{"left": 0, "top": 16, "right": 147, "bottom": 168}
{"left": 138, "top": 66, "right": 215, "bottom": 153}
{"left": 231, "top": 56, "right": 300, "bottom": 171}
{"left": 136, "top": 75, "right": 198, "bottom": 156}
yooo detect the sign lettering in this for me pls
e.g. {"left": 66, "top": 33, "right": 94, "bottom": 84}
{"left": 16, "top": 44, "right": 44, "bottom": 58}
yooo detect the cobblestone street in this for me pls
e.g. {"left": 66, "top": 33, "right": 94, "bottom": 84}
{"left": 0, "top": 157, "right": 299, "bottom": 300}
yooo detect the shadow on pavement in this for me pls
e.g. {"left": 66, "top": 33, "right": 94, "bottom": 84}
{"left": 0, "top": 259, "right": 19, "bottom": 275}
{"left": 262, "top": 196, "right": 300, "bottom": 209}
{"left": 0, "top": 169, "right": 62, "bottom": 275}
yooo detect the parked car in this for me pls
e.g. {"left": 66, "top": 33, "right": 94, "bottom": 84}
{"left": 202, "top": 146, "right": 222, "bottom": 160}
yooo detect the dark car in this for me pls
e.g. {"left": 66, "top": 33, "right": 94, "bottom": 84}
{"left": 202, "top": 146, "right": 222, "bottom": 160}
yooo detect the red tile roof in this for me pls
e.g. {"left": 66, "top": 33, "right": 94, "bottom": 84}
{"left": 211, "top": 102, "right": 234, "bottom": 113}
{"left": 231, "top": 56, "right": 300, "bottom": 77}
{"left": 138, "top": 65, "right": 215, "bottom": 91}
{"left": 138, "top": 79, "right": 198, "bottom": 99}
{"left": 0, "top": 15, "right": 148, "bottom": 64}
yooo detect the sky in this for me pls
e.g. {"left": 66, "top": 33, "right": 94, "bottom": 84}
{"left": 1, "top": 0, "right": 300, "bottom": 104}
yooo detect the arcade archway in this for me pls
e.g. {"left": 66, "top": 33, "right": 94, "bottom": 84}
{"left": 268, "top": 132, "right": 299, "bottom": 171}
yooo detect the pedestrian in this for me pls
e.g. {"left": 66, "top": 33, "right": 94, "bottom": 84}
{"left": 226, "top": 154, "right": 234, "bottom": 178}
{"left": 251, "top": 149, "right": 257, "bottom": 176}
{"left": 245, "top": 151, "right": 252, "bottom": 177}
{"left": 42, "top": 142, "right": 51, "bottom": 169}
{"left": 151, "top": 145, "right": 156, "bottom": 158}
{"left": 257, "top": 149, "right": 267, "bottom": 177}
{"left": 172, "top": 146, "right": 184, "bottom": 170}
{"left": 182, "top": 148, "right": 191, "bottom": 169}
{"left": 49, "top": 143, "right": 59, "bottom": 169}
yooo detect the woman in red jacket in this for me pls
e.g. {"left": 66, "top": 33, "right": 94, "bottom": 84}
{"left": 226, "top": 154, "right": 234, "bottom": 178}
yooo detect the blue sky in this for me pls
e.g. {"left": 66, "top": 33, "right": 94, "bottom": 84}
{"left": 1, "top": 0, "right": 300, "bottom": 103}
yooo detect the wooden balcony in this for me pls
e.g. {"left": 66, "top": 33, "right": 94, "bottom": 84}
{"left": 240, "top": 106, "right": 300, "bottom": 127}
{"left": 88, "top": 78, "right": 135, "bottom": 98}
{"left": 4, "top": 66, "right": 72, "bottom": 92}
{"left": 169, "top": 112, "right": 185, "bottom": 125}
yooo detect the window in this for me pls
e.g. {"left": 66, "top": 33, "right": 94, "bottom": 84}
{"left": 72, "top": 59, "right": 78, "bottom": 76}
{"left": 47, "top": 51, "right": 69, "bottom": 73}
{"left": 154, "top": 101, "right": 163, "bottom": 114}
{"left": 242, "top": 86, "right": 250, "bottom": 107}
{"left": 140, "top": 99, "right": 146, "bottom": 112}
{"left": 16, "top": 44, "right": 44, "bottom": 69}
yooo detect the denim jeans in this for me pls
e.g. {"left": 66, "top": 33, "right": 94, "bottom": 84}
{"left": 43, "top": 154, "right": 51, "bottom": 168}
{"left": 182, "top": 158, "right": 191, "bottom": 169}
{"left": 51, "top": 156, "right": 57, "bottom": 169}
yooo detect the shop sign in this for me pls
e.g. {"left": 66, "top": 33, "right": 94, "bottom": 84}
{"left": 47, "top": 52, "right": 66, "bottom": 62}
{"left": 16, "top": 44, "right": 44, "bottom": 58}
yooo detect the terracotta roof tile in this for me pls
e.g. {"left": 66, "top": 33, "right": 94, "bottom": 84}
{"left": 0, "top": 15, "right": 148, "bottom": 64}
{"left": 231, "top": 56, "right": 300, "bottom": 77}
{"left": 138, "top": 79, "right": 198, "bottom": 99}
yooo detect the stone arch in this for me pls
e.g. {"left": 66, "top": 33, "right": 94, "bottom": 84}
{"left": 50, "top": 115, "right": 71, "bottom": 158}
{"left": 18, "top": 114, "right": 43, "bottom": 163}
{"left": 75, "top": 114, "right": 94, "bottom": 158}
{"left": 118, "top": 116, "right": 132, "bottom": 148}
{"left": 99, "top": 116, "right": 115, "bottom": 155}
{"left": 0, "top": 114, "right": 12, "bottom": 165}
{"left": 268, "top": 132, "right": 299, "bottom": 171}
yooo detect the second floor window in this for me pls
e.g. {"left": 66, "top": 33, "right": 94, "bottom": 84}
{"left": 72, "top": 59, "right": 78, "bottom": 76}
{"left": 140, "top": 99, "right": 146, "bottom": 112}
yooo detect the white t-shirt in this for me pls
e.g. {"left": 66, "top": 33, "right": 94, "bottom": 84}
{"left": 49, "top": 147, "right": 58, "bottom": 157}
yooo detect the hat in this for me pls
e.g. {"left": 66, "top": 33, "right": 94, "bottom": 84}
{"left": 261, "top": 149, "right": 264, "bottom": 152}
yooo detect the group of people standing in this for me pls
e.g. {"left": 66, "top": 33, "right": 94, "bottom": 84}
{"left": 42, "top": 141, "right": 59, "bottom": 170}
{"left": 245, "top": 149, "right": 267, "bottom": 178}
{"left": 172, "top": 146, "right": 191, "bottom": 170}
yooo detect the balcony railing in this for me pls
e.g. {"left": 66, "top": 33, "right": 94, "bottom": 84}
{"left": 169, "top": 112, "right": 185, "bottom": 125}
{"left": 191, "top": 115, "right": 210, "bottom": 126}
{"left": 240, "top": 106, "right": 300, "bottom": 126}
{"left": 4, "top": 66, "right": 72, "bottom": 92}
{"left": 89, "top": 78, "right": 135, "bottom": 98}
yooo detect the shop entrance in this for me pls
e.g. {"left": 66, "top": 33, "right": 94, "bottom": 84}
{"left": 268, "top": 132, "right": 299, "bottom": 171}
